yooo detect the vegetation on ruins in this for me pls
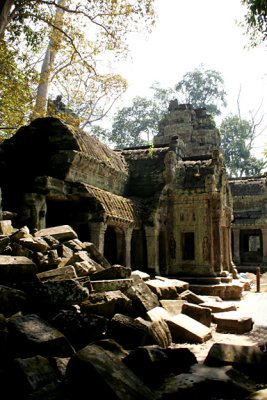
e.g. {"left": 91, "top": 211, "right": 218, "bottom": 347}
{"left": 0, "top": 0, "right": 156, "bottom": 137}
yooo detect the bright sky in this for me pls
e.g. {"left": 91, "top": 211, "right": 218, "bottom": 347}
{"left": 112, "top": 0, "right": 267, "bottom": 158}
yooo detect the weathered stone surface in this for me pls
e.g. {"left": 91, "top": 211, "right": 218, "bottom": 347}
{"left": 165, "top": 313, "right": 212, "bottom": 343}
{"left": 212, "top": 311, "right": 254, "bottom": 334}
{"left": 8, "top": 313, "right": 75, "bottom": 358}
{"left": 91, "top": 278, "right": 133, "bottom": 293}
{"left": 125, "top": 277, "right": 160, "bottom": 317}
{"left": 66, "top": 342, "right": 154, "bottom": 399}
{"left": 0, "top": 284, "right": 27, "bottom": 316}
{"left": 131, "top": 270, "right": 150, "bottom": 281}
{"left": 25, "top": 279, "right": 90, "bottom": 309}
{"left": 6, "top": 355, "right": 59, "bottom": 396}
{"left": 204, "top": 343, "right": 267, "bottom": 380}
{"left": 80, "top": 290, "right": 132, "bottom": 318}
{"left": 52, "top": 309, "right": 109, "bottom": 350}
{"left": 0, "top": 255, "right": 37, "bottom": 283}
{"left": 190, "top": 283, "right": 244, "bottom": 300}
{"left": 179, "top": 289, "right": 205, "bottom": 304}
{"left": 0, "top": 220, "right": 14, "bottom": 235}
{"left": 147, "top": 306, "right": 172, "bottom": 322}
{"left": 137, "top": 317, "right": 172, "bottom": 348}
{"left": 19, "top": 236, "right": 50, "bottom": 252}
{"left": 155, "top": 276, "right": 189, "bottom": 293}
{"left": 106, "top": 313, "right": 149, "bottom": 349}
{"left": 37, "top": 265, "right": 78, "bottom": 282}
{"left": 123, "top": 346, "right": 197, "bottom": 390}
{"left": 160, "top": 299, "right": 186, "bottom": 315}
{"left": 246, "top": 388, "right": 267, "bottom": 399}
{"left": 65, "top": 250, "right": 102, "bottom": 276}
{"left": 200, "top": 300, "right": 237, "bottom": 313}
{"left": 182, "top": 302, "right": 212, "bottom": 327}
{"left": 83, "top": 241, "right": 111, "bottom": 268}
{"left": 91, "top": 264, "right": 132, "bottom": 280}
{"left": 11, "top": 242, "right": 34, "bottom": 258}
{"left": 146, "top": 278, "right": 179, "bottom": 299}
{"left": 155, "top": 364, "right": 254, "bottom": 400}
{"left": 35, "top": 225, "right": 78, "bottom": 242}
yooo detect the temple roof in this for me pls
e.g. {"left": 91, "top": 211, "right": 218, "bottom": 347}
{"left": 229, "top": 176, "right": 267, "bottom": 196}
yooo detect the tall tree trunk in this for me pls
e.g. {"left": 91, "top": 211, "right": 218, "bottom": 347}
{"left": 32, "top": 0, "right": 69, "bottom": 119}
{"left": 0, "top": 0, "right": 14, "bottom": 38}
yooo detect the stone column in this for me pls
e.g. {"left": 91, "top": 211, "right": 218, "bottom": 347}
{"left": 124, "top": 227, "right": 133, "bottom": 269}
{"left": 261, "top": 228, "right": 267, "bottom": 263}
{"left": 90, "top": 222, "right": 107, "bottom": 254}
{"left": 232, "top": 228, "right": 240, "bottom": 264}
{"left": 145, "top": 226, "right": 160, "bottom": 275}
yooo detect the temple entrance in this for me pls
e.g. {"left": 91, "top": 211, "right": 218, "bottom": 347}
{"left": 104, "top": 226, "right": 126, "bottom": 266}
{"left": 240, "top": 229, "right": 263, "bottom": 264}
{"left": 131, "top": 229, "right": 148, "bottom": 271}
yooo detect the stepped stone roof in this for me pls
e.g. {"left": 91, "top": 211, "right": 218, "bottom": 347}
{"left": 229, "top": 176, "right": 267, "bottom": 196}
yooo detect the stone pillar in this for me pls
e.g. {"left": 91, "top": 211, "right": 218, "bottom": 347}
{"left": 232, "top": 228, "right": 240, "bottom": 264}
{"left": 212, "top": 220, "right": 222, "bottom": 274}
{"left": 22, "top": 193, "right": 47, "bottom": 232}
{"left": 145, "top": 226, "right": 160, "bottom": 275}
{"left": 124, "top": 227, "right": 133, "bottom": 269}
{"left": 90, "top": 222, "right": 107, "bottom": 254}
{"left": 261, "top": 228, "right": 267, "bottom": 263}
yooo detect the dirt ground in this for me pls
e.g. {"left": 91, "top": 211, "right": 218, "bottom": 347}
{"left": 174, "top": 272, "right": 267, "bottom": 364}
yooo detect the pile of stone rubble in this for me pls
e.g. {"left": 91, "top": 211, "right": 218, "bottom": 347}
{"left": 0, "top": 220, "right": 266, "bottom": 399}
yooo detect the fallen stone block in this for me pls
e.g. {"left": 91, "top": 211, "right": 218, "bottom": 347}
{"left": 147, "top": 306, "right": 171, "bottom": 322}
{"left": 155, "top": 276, "right": 189, "bottom": 293}
{"left": 165, "top": 313, "right": 212, "bottom": 343}
{"left": 52, "top": 309, "right": 109, "bottom": 350}
{"left": 83, "top": 241, "right": 111, "bottom": 268}
{"left": 34, "top": 225, "right": 78, "bottom": 242}
{"left": 8, "top": 313, "right": 75, "bottom": 358}
{"left": 182, "top": 302, "right": 212, "bottom": 327}
{"left": 0, "top": 255, "right": 38, "bottom": 284}
{"left": 160, "top": 299, "right": 186, "bottom": 315}
{"left": 36, "top": 265, "right": 78, "bottom": 282}
{"left": 6, "top": 355, "right": 60, "bottom": 397}
{"left": 131, "top": 270, "right": 150, "bottom": 281}
{"left": 0, "top": 220, "right": 14, "bottom": 235}
{"left": 137, "top": 317, "right": 172, "bottom": 348}
{"left": 66, "top": 342, "right": 154, "bottom": 399}
{"left": 179, "top": 289, "right": 204, "bottom": 304}
{"left": 125, "top": 277, "right": 159, "bottom": 317}
{"left": 146, "top": 278, "right": 178, "bottom": 299}
{"left": 90, "top": 278, "right": 133, "bottom": 293}
{"left": 19, "top": 236, "right": 50, "bottom": 252}
{"left": 212, "top": 311, "right": 254, "bottom": 334}
{"left": 91, "top": 264, "right": 132, "bottom": 280}
{"left": 106, "top": 313, "right": 149, "bottom": 349}
{"left": 199, "top": 300, "right": 237, "bottom": 313}
{"left": 80, "top": 290, "right": 132, "bottom": 318}
{"left": 0, "top": 284, "right": 27, "bottom": 317}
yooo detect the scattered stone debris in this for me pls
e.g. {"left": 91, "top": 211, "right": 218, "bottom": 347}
{"left": 0, "top": 222, "right": 266, "bottom": 399}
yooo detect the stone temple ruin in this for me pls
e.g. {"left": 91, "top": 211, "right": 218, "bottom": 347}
{"left": 1, "top": 101, "right": 267, "bottom": 399}
{"left": 0, "top": 100, "right": 266, "bottom": 280}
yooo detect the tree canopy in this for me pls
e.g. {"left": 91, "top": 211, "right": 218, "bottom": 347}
{"left": 220, "top": 114, "right": 266, "bottom": 177}
{"left": 0, "top": 0, "right": 156, "bottom": 137}
{"left": 175, "top": 65, "right": 227, "bottom": 116}
{"left": 241, "top": 0, "right": 267, "bottom": 46}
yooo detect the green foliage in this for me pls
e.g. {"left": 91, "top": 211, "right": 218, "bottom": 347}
{"left": 0, "top": 39, "right": 37, "bottom": 139}
{"left": 175, "top": 64, "right": 227, "bottom": 116}
{"left": 107, "top": 96, "right": 163, "bottom": 149}
{"left": 220, "top": 114, "right": 266, "bottom": 177}
{"left": 241, "top": 0, "right": 267, "bottom": 46}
